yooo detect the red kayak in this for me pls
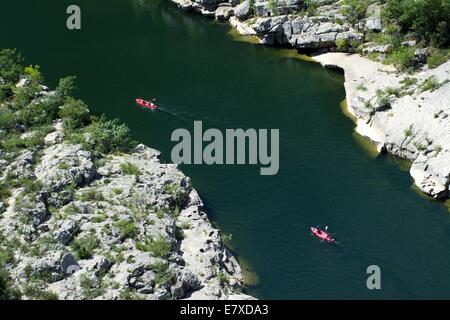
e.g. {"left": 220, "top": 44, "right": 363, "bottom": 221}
{"left": 311, "top": 227, "right": 335, "bottom": 243}
{"left": 135, "top": 98, "right": 157, "bottom": 109}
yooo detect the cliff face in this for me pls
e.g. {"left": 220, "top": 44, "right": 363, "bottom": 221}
{"left": 313, "top": 53, "right": 450, "bottom": 199}
{"left": 0, "top": 58, "right": 252, "bottom": 300}
{"left": 170, "top": 0, "right": 450, "bottom": 199}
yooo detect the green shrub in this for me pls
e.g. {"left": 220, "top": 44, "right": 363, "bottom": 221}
{"left": 336, "top": 38, "right": 347, "bottom": 51}
{"left": 0, "top": 108, "right": 16, "bottom": 130}
{"left": 0, "top": 132, "right": 45, "bottom": 153}
{"left": 150, "top": 261, "right": 174, "bottom": 286}
{"left": 400, "top": 77, "right": 418, "bottom": 87}
{"left": 55, "top": 76, "right": 77, "bottom": 100}
{"left": 136, "top": 235, "right": 171, "bottom": 258}
{"left": 115, "top": 220, "right": 137, "bottom": 239}
{"left": 84, "top": 116, "right": 137, "bottom": 154}
{"left": 119, "top": 288, "right": 141, "bottom": 300}
{"left": 420, "top": 76, "right": 446, "bottom": 92}
{"left": 375, "top": 89, "right": 392, "bottom": 109}
{"left": 21, "top": 179, "right": 42, "bottom": 194}
{"left": 267, "top": 0, "right": 278, "bottom": 14}
{"left": 336, "top": 38, "right": 362, "bottom": 52}
{"left": 17, "top": 97, "right": 60, "bottom": 127}
{"left": 164, "top": 183, "right": 188, "bottom": 207}
{"left": 71, "top": 235, "right": 100, "bottom": 259}
{"left": 217, "top": 271, "right": 229, "bottom": 286}
{"left": 12, "top": 86, "right": 34, "bottom": 110}
{"left": 79, "top": 273, "right": 104, "bottom": 299}
{"left": 0, "top": 267, "right": 21, "bottom": 300}
{"left": 24, "top": 65, "right": 41, "bottom": 80}
{"left": 404, "top": 125, "right": 414, "bottom": 137}
{"left": 0, "top": 181, "right": 12, "bottom": 202}
{"left": 0, "top": 233, "right": 21, "bottom": 300}
{"left": 156, "top": 208, "right": 165, "bottom": 219}
{"left": 356, "top": 83, "right": 367, "bottom": 91}
{"left": 384, "top": 0, "right": 450, "bottom": 47}
{"left": 427, "top": 48, "right": 449, "bottom": 68}
{"left": 341, "top": 0, "right": 371, "bottom": 25}
{"left": 119, "top": 162, "right": 141, "bottom": 176}
{"left": 0, "top": 49, "right": 24, "bottom": 83}
{"left": 0, "top": 85, "right": 12, "bottom": 102}
{"left": 59, "top": 98, "right": 90, "bottom": 130}
{"left": 78, "top": 189, "right": 104, "bottom": 202}
{"left": 387, "top": 47, "right": 416, "bottom": 70}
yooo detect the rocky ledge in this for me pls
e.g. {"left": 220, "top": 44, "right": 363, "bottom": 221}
{"left": 313, "top": 53, "right": 450, "bottom": 199}
{"left": 0, "top": 55, "right": 254, "bottom": 299}
{"left": 170, "top": 0, "right": 450, "bottom": 199}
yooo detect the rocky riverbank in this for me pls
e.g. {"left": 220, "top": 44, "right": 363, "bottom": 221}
{"left": 170, "top": 0, "right": 450, "bottom": 199}
{"left": 0, "top": 51, "right": 254, "bottom": 300}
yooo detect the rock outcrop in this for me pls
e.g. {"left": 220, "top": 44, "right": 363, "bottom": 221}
{"left": 314, "top": 53, "right": 450, "bottom": 199}
{"left": 0, "top": 75, "right": 252, "bottom": 300}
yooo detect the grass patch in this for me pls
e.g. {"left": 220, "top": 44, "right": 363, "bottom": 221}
{"left": 71, "top": 234, "right": 100, "bottom": 259}
{"left": 115, "top": 220, "right": 137, "bottom": 240}
{"left": 136, "top": 235, "right": 171, "bottom": 258}
{"left": 119, "top": 162, "right": 140, "bottom": 177}
{"left": 419, "top": 76, "right": 449, "bottom": 93}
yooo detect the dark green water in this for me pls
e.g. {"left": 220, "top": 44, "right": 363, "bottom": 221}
{"left": 2, "top": 0, "right": 450, "bottom": 299}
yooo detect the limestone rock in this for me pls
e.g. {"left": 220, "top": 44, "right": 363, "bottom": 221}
{"left": 215, "top": 4, "right": 234, "bottom": 21}
{"left": 53, "top": 220, "right": 78, "bottom": 245}
{"left": 234, "top": 0, "right": 252, "bottom": 20}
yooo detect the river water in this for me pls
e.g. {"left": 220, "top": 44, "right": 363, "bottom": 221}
{"left": 2, "top": 0, "right": 450, "bottom": 299}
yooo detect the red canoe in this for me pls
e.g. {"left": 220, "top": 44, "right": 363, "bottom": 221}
{"left": 311, "top": 227, "right": 335, "bottom": 243}
{"left": 135, "top": 98, "right": 157, "bottom": 109}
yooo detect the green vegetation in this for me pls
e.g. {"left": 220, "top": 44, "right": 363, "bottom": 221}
{"left": 59, "top": 98, "right": 90, "bottom": 130}
{"left": 267, "top": 0, "right": 278, "bottom": 14}
{"left": 0, "top": 48, "right": 137, "bottom": 170}
{"left": 81, "top": 116, "right": 137, "bottom": 155}
{"left": 119, "top": 288, "right": 142, "bottom": 300}
{"left": 341, "top": 0, "right": 371, "bottom": 26}
{"left": 156, "top": 208, "right": 166, "bottom": 219}
{"left": 336, "top": 38, "right": 362, "bottom": 53}
{"left": 217, "top": 271, "right": 229, "bottom": 286}
{"left": 164, "top": 183, "right": 188, "bottom": 207}
{"left": 71, "top": 234, "right": 100, "bottom": 259}
{"left": 419, "top": 76, "right": 449, "bottom": 92}
{"left": 79, "top": 273, "right": 105, "bottom": 299}
{"left": 78, "top": 189, "right": 104, "bottom": 202}
{"left": 426, "top": 47, "right": 450, "bottom": 68}
{"left": 305, "top": 0, "right": 319, "bottom": 16}
{"left": 414, "top": 141, "right": 427, "bottom": 151}
{"left": 115, "top": 220, "right": 137, "bottom": 239}
{"left": 400, "top": 76, "right": 418, "bottom": 87}
{"left": 356, "top": 83, "right": 367, "bottom": 91}
{"left": 384, "top": 0, "right": 450, "bottom": 48}
{"left": 356, "top": 1, "right": 450, "bottom": 69}
{"left": 22, "top": 281, "right": 59, "bottom": 300}
{"left": 434, "top": 145, "right": 443, "bottom": 155}
{"left": 29, "top": 236, "right": 58, "bottom": 257}
{"left": 136, "top": 235, "right": 171, "bottom": 258}
{"left": 0, "top": 49, "right": 24, "bottom": 83}
{"left": 120, "top": 162, "right": 141, "bottom": 176}
{"left": 0, "top": 233, "right": 21, "bottom": 299}
{"left": 404, "top": 124, "right": 414, "bottom": 137}
{"left": 150, "top": 261, "right": 174, "bottom": 287}
{"left": 386, "top": 46, "right": 416, "bottom": 71}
